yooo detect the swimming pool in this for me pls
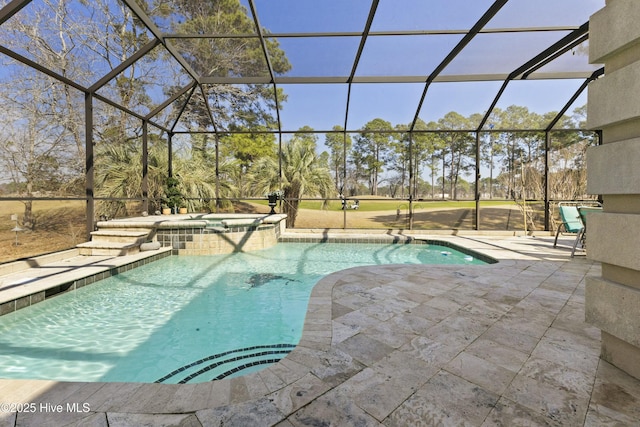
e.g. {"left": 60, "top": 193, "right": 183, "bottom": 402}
{"left": 0, "top": 242, "right": 488, "bottom": 384}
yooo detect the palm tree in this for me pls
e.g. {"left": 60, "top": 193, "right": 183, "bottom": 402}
{"left": 249, "top": 137, "right": 335, "bottom": 227}
{"left": 94, "top": 142, "right": 162, "bottom": 217}
{"left": 95, "top": 136, "right": 235, "bottom": 217}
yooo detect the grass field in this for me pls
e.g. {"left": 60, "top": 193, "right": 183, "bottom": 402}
{"left": 253, "top": 198, "right": 520, "bottom": 212}
{"left": 0, "top": 198, "right": 546, "bottom": 264}
{"left": 0, "top": 200, "right": 85, "bottom": 264}
{"left": 251, "top": 197, "right": 543, "bottom": 230}
{"left": 292, "top": 202, "right": 538, "bottom": 230}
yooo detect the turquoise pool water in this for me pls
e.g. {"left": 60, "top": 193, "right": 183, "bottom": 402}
{"left": 0, "top": 242, "right": 487, "bottom": 384}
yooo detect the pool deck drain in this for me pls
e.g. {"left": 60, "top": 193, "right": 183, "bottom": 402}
{"left": 0, "top": 233, "right": 638, "bottom": 426}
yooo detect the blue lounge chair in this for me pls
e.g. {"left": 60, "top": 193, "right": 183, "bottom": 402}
{"left": 553, "top": 204, "right": 585, "bottom": 257}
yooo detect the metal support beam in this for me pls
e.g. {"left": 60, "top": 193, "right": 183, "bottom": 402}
{"left": 343, "top": 0, "right": 379, "bottom": 137}
{"left": 546, "top": 67, "right": 605, "bottom": 131}
{"left": 478, "top": 22, "right": 591, "bottom": 132}
{"left": 146, "top": 81, "right": 196, "bottom": 121}
{"left": 522, "top": 34, "right": 589, "bottom": 80}
{"left": 544, "top": 131, "right": 550, "bottom": 231}
{"left": 278, "top": 132, "right": 283, "bottom": 193}
{"left": 409, "top": 131, "right": 414, "bottom": 230}
{"left": 85, "top": 93, "right": 94, "bottom": 241}
{"left": 0, "top": 0, "right": 31, "bottom": 26}
{"left": 120, "top": 0, "right": 200, "bottom": 83}
{"left": 0, "top": 41, "right": 167, "bottom": 133}
{"left": 475, "top": 132, "right": 481, "bottom": 230}
{"left": 513, "top": 23, "right": 589, "bottom": 80}
{"left": 215, "top": 134, "right": 220, "bottom": 212}
{"left": 163, "top": 26, "right": 581, "bottom": 40}
{"left": 142, "top": 120, "right": 149, "bottom": 214}
{"left": 170, "top": 85, "right": 198, "bottom": 133}
{"left": 88, "top": 39, "right": 161, "bottom": 93}
{"left": 410, "top": 0, "right": 509, "bottom": 132}
{"left": 342, "top": 130, "right": 348, "bottom": 229}
{"left": 168, "top": 132, "right": 173, "bottom": 178}
{"left": 247, "top": 0, "right": 282, "bottom": 135}
{"left": 0, "top": 45, "right": 87, "bottom": 92}
{"left": 198, "top": 84, "right": 219, "bottom": 134}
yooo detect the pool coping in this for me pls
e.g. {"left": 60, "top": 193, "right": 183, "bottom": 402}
{"left": 278, "top": 233, "right": 499, "bottom": 264}
{"left": 0, "top": 248, "right": 173, "bottom": 315}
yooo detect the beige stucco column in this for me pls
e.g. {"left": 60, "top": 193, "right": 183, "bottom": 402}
{"left": 586, "top": 0, "right": 640, "bottom": 380}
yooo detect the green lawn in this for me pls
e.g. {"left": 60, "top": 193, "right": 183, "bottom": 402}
{"left": 249, "top": 198, "right": 520, "bottom": 212}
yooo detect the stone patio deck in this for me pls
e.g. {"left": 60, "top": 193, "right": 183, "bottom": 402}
{"left": 0, "top": 233, "right": 638, "bottom": 426}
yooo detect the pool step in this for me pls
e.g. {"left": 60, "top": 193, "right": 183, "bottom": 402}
{"left": 89, "top": 230, "right": 150, "bottom": 244}
{"left": 76, "top": 241, "right": 142, "bottom": 256}
{"left": 77, "top": 230, "right": 152, "bottom": 256}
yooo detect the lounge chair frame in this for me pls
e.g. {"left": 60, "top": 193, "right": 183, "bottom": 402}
{"left": 552, "top": 201, "right": 602, "bottom": 257}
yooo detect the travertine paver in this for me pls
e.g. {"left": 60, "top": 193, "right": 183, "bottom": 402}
{"left": 0, "top": 234, "right": 639, "bottom": 426}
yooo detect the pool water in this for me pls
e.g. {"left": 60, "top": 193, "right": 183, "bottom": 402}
{"left": 0, "top": 242, "right": 486, "bottom": 383}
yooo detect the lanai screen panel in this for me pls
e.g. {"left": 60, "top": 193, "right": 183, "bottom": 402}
{"left": 0, "top": 0, "right": 156, "bottom": 87}
{"left": 266, "top": 36, "right": 359, "bottom": 79}
{"left": 277, "top": 84, "right": 349, "bottom": 132}
{"left": 487, "top": 0, "right": 604, "bottom": 28}
{"left": 347, "top": 83, "right": 425, "bottom": 130}
{"left": 96, "top": 44, "right": 194, "bottom": 119}
{"left": 531, "top": 39, "right": 598, "bottom": 78}
{"left": 355, "top": 34, "right": 465, "bottom": 78}
{"left": 200, "top": 83, "right": 279, "bottom": 132}
{"left": 252, "top": 0, "right": 372, "bottom": 33}
{"left": 493, "top": 79, "right": 587, "bottom": 129}
{"left": 371, "top": 0, "right": 496, "bottom": 31}
{"left": 418, "top": 81, "right": 505, "bottom": 129}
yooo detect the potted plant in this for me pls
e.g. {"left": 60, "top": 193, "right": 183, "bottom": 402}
{"left": 266, "top": 190, "right": 283, "bottom": 214}
{"left": 163, "top": 176, "right": 183, "bottom": 214}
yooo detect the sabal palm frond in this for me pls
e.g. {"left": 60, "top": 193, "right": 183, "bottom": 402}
{"left": 94, "top": 141, "right": 222, "bottom": 215}
{"left": 94, "top": 143, "right": 145, "bottom": 217}
{"left": 172, "top": 155, "right": 236, "bottom": 212}
{"left": 249, "top": 138, "right": 334, "bottom": 227}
